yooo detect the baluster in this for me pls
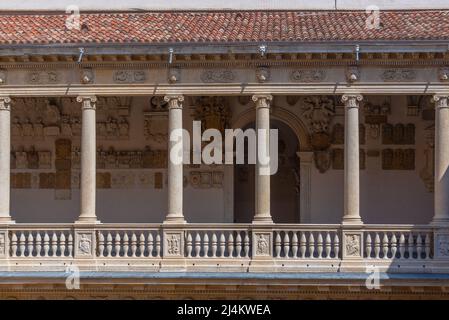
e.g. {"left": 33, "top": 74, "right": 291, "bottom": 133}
{"left": 317, "top": 233, "right": 323, "bottom": 259}
{"left": 243, "top": 233, "right": 250, "bottom": 258}
{"left": 114, "top": 233, "right": 121, "bottom": 257}
{"left": 291, "top": 233, "right": 298, "bottom": 258}
{"left": 147, "top": 233, "right": 154, "bottom": 258}
{"left": 219, "top": 233, "right": 226, "bottom": 257}
{"left": 43, "top": 232, "right": 50, "bottom": 257}
{"left": 155, "top": 234, "right": 161, "bottom": 257}
{"left": 106, "top": 232, "right": 113, "bottom": 257}
{"left": 186, "top": 233, "right": 193, "bottom": 257}
{"left": 374, "top": 233, "right": 381, "bottom": 259}
{"left": 325, "top": 232, "right": 331, "bottom": 259}
{"left": 195, "top": 233, "right": 201, "bottom": 257}
{"left": 68, "top": 234, "right": 74, "bottom": 257}
{"left": 123, "top": 233, "right": 129, "bottom": 257}
{"left": 211, "top": 233, "right": 218, "bottom": 257}
{"left": 391, "top": 234, "right": 397, "bottom": 259}
{"left": 35, "top": 233, "right": 42, "bottom": 257}
{"left": 19, "top": 233, "right": 26, "bottom": 257}
{"left": 283, "top": 232, "right": 290, "bottom": 258}
{"left": 333, "top": 233, "right": 340, "bottom": 258}
{"left": 407, "top": 233, "right": 414, "bottom": 259}
{"left": 365, "top": 234, "right": 372, "bottom": 258}
{"left": 97, "top": 232, "right": 105, "bottom": 257}
{"left": 27, "top": 233, "right": 34, "bottom": 257}
{"left": 60, "top": 233, "right": 66, "bottom": 257}
{"left": 299, "top": 232, "right": 306, "bottom": 258}
{"left": 382, "top": 233, "right": 389, "bottom": 259}
{"left": 227, "top": 233, "right": 234, "bottom": 258}
{"left": 139, "top": 233, "right": 145, "bottom": 257}
{"left": 308, "top": 232, "right": 315, "bottom": 258}
{"left": 203, "top": 233, "right": 210, "bottom": 258}
{"left": 131, "top": 233, "right": 137, "bottom": 257}
{"left": 425, "top": 233, "right": 431, "bottom": 259}
{"left": 399, "top": 233, "right": 406, "bottom": 259}
{"left": 274, "top": 232, "right": 281, "bottom": 258}
{"left": 51, "top": 233, "right": 58, "bottom": 257}
{"left": 235, "top": 233, "right": 242, "bottom": 258}
{"left": 10, "top": 232, "right": 17, "bottom": 257}
{"left": 416, "top": 234, "right": 423, "bottom": 259}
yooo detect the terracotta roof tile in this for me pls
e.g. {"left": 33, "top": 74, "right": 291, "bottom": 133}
{"left": 0, "top": 11, "right": 449, "bottom": 45}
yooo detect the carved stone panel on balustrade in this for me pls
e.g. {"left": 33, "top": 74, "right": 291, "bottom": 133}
{"left": 382, "top": 149, "right": 415, "bottom": 170}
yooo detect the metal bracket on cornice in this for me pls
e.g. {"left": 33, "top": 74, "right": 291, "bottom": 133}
{"left": 168, "top": 48, "right": 174, "bottom": 65}
{"left": 355, "top": 44, "right": 360, "bottom": 62}
{"left": 77, "top": 47, "right": 85, "bottom": 64}
{"left": 259, "top": 44, "right": 267, "bottom": 58}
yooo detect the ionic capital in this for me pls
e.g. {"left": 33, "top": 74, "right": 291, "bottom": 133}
{"left": 252, "top": 94, "right": 273, "bottom": 109}
{"left": 164, "top": 95, "right": 184, "bottom": 109}
{"left": 341, "top": 94, "right": 363, "bottom": 109}
{"left": 432, "top": 95, "right": 449, "bottom": 109}
{"left": 76, "top": 95, "right": 97, "bottom": 110}
{"left": 0, "top": 96, "right": 11, "bottom": 111}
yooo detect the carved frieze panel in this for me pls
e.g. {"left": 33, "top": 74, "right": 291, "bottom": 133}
{"left": 364, "top": 101, "right": 390, "bottom": 125}
{"left": 200, "top": 69, "right": 235, "bottom": 83}
{"left": 255, "top": 67, "right": 270, "bottom": 83}
{"left": 26, "top": 71, "right": 60, "bottom": 84}
{"left": 80, "top": 68, "right": 94, "bottom": 84}
{"left": 113, "top": 70, "right": 146, "bottom": 83}
{"left": 382, "top": 123, "right": 415, "bottom": 145}
{"left": 381, "top": 69, "right": 416, "bottom": 81}
{"left": 253, "top": 232, "right": 272, "bottom": 257}
{"left": 382, "top": 148, "right": 415, "bottom": 170}
{"left": 164, "top": 232, "right": 183, "bottom": 257}
{"left": 39, "top": 173, "right": 56, "bottom": 189}
{"left": 343, "top": 233, "right": 363, "bottom": 259}
{"left": 75, "top": 232, "right": 95, "bottom": 258}
{"left": 438, "top": 67, "right": 449, "bottom": 82}
{"left": 290, "top": 69, "right": 326, "bottom": 82}
{"left": 436, "top": 233, "right": 449, "bottom": 259}
{"left": 10, "top": 173, "right": 31, "bottom": 189}
{"left": 96, "top": 147, "right": 167, "bottom": 170}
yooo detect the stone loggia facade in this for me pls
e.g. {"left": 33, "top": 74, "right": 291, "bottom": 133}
{"left": 1, "top": 9, "right": 449, "bottom": 299}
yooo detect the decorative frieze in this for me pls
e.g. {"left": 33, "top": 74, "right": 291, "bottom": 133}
{"left": 381, "top": 68, "right": 416, "bottom": 81}
{"left": 345, "top": 66, "right": 360, "bottom": 83}
{"left": 10, "top": 148, "right": 52, "bottom": 170}
{"left": 331, "top": 148, "right": 365, "bottom": 170}
{"left": 193, "top": 96, "right": 231, "bottom": 134}
{"left": 26, "top": 71, "right": 60, "bottom": 84}
{"left": 255, "top": 67, "right": 270, "bottom": 83}
{"left": 97, "top": 117, "right": 129, "bottom": 140}
{"left": 438, "top": 67, "right": 449, "bottom": 81}
{"left": 200, "top": 69, "right": 235, "bottom": 83}
{"left": 290, "top": 69, "right": 326, "bottom": 82}
{"left": 80, "top": 69, "right": 94, "bottom": 84}
{"left": 113, "top": 70, "right": 146, "bottom": 83}
{"left": 382, "top": 148, "right": 415, "bottom": 170}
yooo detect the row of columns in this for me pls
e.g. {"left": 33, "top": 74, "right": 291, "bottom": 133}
{"left": 0, "top": 94, "right": 449, "bottom": 225}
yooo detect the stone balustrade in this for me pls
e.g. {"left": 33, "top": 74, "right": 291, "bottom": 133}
{"left": 0, "top": 223, "right": 443, "bottom": 273}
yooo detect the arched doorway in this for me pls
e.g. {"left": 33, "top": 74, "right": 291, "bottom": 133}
{"left": 233, "top": 119, "right": 300, "bottom": 223}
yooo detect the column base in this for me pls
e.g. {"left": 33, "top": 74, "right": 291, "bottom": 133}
{"left": 0, "top": 217, "right": 15, "bottom": 224}
{"left": 252, "top": 215, "right": 274, "bottom": 224}
{"left": 342, "top": 217, "right": 363, "bottom": 225}
{"left": 75, "top": 217, "right": 101, "bottom": 224}
{"left": 431, "top": 217, "right": 449, "bottom": 227}
{"left": 163, "top": 216, "right": 186, "bottom": 224}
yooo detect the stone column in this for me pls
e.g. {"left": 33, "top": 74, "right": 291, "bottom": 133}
{"left": 0, "top": 97, "right": 13, "bottom": 224}
{"left": 252, "top": 94, "right": 273, "bottom": 224}
{"left": 433, "top": 95, "right": 449, "bottom": 225}
{"left": 341, "top": 94, "right": 363, "bottom": 225}
{"left": 164, "top": 95, "right": 186, "bottom": 224}
{"left": 76, "top": 96, "right": 99, "bottom": 224}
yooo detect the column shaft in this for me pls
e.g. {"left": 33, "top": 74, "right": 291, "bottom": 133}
{"left": 252, "top": 94, "right": 273, "bottom": 224}
{"left": 76, "top": 96, "right": 99, "bottom": 223}
{"left": 164, "top": 95, "right": 185, "bottom": 223}
{"left": 433, "top": 95, "right": 449, "bottom": 224}
{"left": 0, "top": 97, "right": 13, "bottom": 223}
{"left": 342, "top": 94, "right": 363, "bottom": 224}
